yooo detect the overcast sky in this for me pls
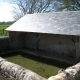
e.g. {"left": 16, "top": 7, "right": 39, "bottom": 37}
{"left": 0, "top": 0, "right": 14, "bottom": 22}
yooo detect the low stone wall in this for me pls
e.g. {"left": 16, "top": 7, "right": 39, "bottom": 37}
{"left": 48, "top": 63, "right": 80, "bottom": 80}
{"left": 0, "top": 37, "right": 10, "bottom": 52}
{"left": 0, "top": 57, "right": 80, "bottom": 80}
{"left": 0, "top": 57, "right": 47, "bottom": 80}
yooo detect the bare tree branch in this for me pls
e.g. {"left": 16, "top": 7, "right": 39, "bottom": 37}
{"left": 10, "top": 0, "right": 80, "bottom": 20}
{"left": 11, "top": 0, "right": 55, "bottom": 20}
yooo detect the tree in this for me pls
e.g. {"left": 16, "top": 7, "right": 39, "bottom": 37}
{"left": 11, "top": 0, "right": 55, "bottom": 20}
{"left": 57, "top": 0, "right": 80, "bottom": 11}
{"left": 11, "top": 0, "right": 80, "bottom": 20}
{"left": 72, "top": 0, "right": 80, "bottom": 10}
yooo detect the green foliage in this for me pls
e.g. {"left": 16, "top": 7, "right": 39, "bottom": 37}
{"left": 0, "top": 24, "right": 10, "bottom": 36}
{"left": 56, "top": 0, "right": 80, "bottom": 11}
{"left": 7, "top": 0, "right": 80, "bottom": 21}
{"left": 5, "top": 54, "right": 64, "bottom": 78}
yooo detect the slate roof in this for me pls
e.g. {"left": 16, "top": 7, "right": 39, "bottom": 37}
{"left": 6, "top": 11, "right": 80, "bottom": 36}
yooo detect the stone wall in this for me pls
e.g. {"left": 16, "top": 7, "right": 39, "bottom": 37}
{"left": 48, "top": 63, "right": 80, "bottom": 80}
{"left": 9, "top": 31, "right": 26, "bottom": 50}
{"left": 39, "top": 34, "right": 76, "bottom": 57}
{"left": 0, "top": 34, "right": 77, "bottom": 64}
{"left": 25, "top": 33, "right": 76, "bottom": 58}
{"left": 0, "top": 37, "right": 10, "bottom": 52}
{"left": 0, "top": 57, "right": 80, "bottom": 80}
{"left": 8, "top": 31, "right": 79, "bottom": 59}
{"left": 8, "top": 32, "right": 78, "bottom": 64}
{"left": 0, "top": 57, "right": 47, "bottom": 80}
{"left": 24, "top": 33, "right": 79, "bottom": 59}
{"left": 25, "top": 32, "right": 36, "bottom": 50}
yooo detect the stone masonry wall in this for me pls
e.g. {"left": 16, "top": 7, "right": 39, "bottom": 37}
{"left": 0, "top": 57, "right": 80, "bottom": 80}
{"left": 0, "top": 37, "right": 10, "bottom": 52}
{"left": 0, "top": 57, "right": 47, "bottom": 80}
{"left": 9, "top": 32, "right": 25, "bottom": 50}
{"left": 25, "top": 33, "right": 76, "bottom": 58}
{"left": 48, "top": 63, "right": 80, "bottom": 80}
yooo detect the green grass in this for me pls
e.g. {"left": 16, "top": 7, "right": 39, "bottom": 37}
{"left": 4, "top": 54, "right": 66, "bottom": 78}
{"left": 0, "top": 24, "right": 10, "bottom": 26}
{"left": 0, "top": 24, "right": 9, "bottom": 29}
{"left": 0, "top": 24, "right": 10, "bottom": 36}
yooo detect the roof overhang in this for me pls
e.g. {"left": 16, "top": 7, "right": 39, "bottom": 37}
{"left": 6, "top": 11, "right": 80, "bottom": 36}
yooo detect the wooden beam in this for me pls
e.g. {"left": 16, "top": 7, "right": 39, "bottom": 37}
{"left": 75, "top": 37, "right": 80, "bottom": 62}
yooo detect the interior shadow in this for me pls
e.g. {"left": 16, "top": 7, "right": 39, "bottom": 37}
{"left": 0, "top": 51, "right": 73, "bottom": 69}
{"left": 0, "top": 51, "right": 19, "bottom": 58}
{"left": 20, "top": 52, "right": 73, "bottom": 69}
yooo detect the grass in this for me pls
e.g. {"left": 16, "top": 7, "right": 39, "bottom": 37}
{"left": 2, "top": 53, "right": 68, "bottom": 78}
{"left": 0, "top": 24, "right": 10, "bottom": 26}
{"left": 0, "top": 24, "right": 9, "bottom": 29}
{"left": 0, "top": 24, "right": 10, "bottom": 36}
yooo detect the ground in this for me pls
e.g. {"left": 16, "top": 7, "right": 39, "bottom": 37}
{"left": 0, "top": 52, "right": 69, "bottom": 78}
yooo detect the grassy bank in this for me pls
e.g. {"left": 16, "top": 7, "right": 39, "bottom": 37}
{"left": 3, "top": 53, "right": 68, "bottom": 78}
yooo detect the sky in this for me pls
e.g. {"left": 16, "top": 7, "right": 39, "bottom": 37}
{"left": 0, "top": 0, "right": 14, "bottom": 22}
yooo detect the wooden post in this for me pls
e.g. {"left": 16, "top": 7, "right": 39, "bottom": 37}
{"left": 35, "top": 33, "right": 40, "bottom": 56}
{"left": 75, "top": 37, "right": 80, "bottom": 62}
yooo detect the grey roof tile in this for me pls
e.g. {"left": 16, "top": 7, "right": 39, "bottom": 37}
{"left": 6, "top": 11, "right": 80, "bottom": 36}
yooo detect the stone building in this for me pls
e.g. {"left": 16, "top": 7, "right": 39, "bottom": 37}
{"left": 6, "top": 11, "right": 80, "bottom": 64}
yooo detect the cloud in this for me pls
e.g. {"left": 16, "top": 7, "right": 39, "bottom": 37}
{"left": 0, "top": 1, "right": 14, "bottom": 22}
